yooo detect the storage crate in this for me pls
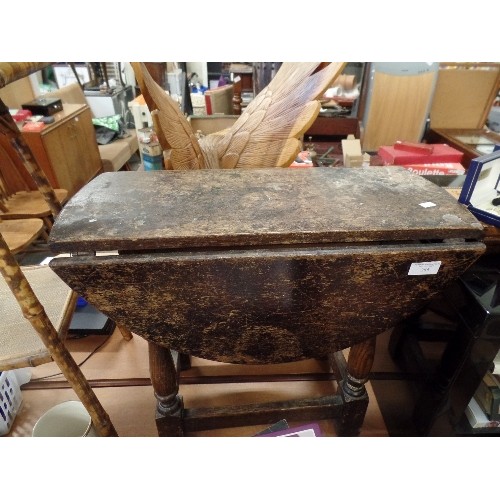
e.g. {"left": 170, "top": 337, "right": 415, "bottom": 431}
{"left": 0, "top": 371, "right": 23, "bottom": 436}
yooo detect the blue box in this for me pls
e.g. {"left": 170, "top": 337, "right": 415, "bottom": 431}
{"left": 459, "top": 147, "right": 500, "bottom": 228}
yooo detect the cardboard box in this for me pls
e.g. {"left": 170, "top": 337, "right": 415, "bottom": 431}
{"left": 128, "top": 97, "right": 153, "bottom": 129}
{"left": 474, "top": 372, "right": 500, "bottom": 420}
{"left": 459, "top": 148, "right": 500, "bottom": 228}
{"left": 465, "top": 396, "right": 500, "bottom": 429}
{"left": 204, "top": 84, "right": 234, "bottom": 115}
{"left": 342, "top": 134, "right": 363, "bottom": 167}
{"left": 378, "top": 143, "right": 464, "bottom": 165}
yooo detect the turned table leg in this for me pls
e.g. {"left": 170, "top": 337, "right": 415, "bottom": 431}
{"left": 148, "top": 342, "right": 184, "bottom": 436}
{"left": 336, "top": 336, "right": 376, "bottom": 436}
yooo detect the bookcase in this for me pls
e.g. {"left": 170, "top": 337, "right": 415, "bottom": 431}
{"left": 206, "top": 62, "right": 232, "bottom": 88}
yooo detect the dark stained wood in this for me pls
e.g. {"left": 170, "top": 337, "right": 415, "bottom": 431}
{"left": 182, "top": 394, "right": 344, "bottom": 433}
{"left": 51, "top": 242, "right": 483, "bottom": 364}
{"left": 178, "top": 352, "right": 191, "bottom": 371}
{"left": 305, "top": 116, "right": 361, "bottom": 139}
{"left": 149, "top": 342, "right": 183, "bottom": 436}
{"left": 336, "top": 385, "right": 370, "bottom": 437}
{"left": 48, "top": 166, "right": 486, "bottom": 436}
{"left": 326, "top": 339, "right": 376, "bottom": 436}
{"left": 390, "top": 254, "right": 500, "bottom": 436}
{"left": 347, "top": 337, "right": 377, "bottom": 385}
{"left": 336, "top": 337, "right": 376, "bottom": 436}
{"left": 22, "top": 372, "right": 338, "bottom": 391}
{"left": 49, "top": 167, "right": 484, "bottom": 253}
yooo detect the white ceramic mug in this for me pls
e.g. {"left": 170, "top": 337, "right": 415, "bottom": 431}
{"left": 32, "top": 401, "right": 97, "bottom": 437}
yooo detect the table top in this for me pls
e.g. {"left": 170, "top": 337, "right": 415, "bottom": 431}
{"left": 49, "top": 167, "right": 484, "bottom": 253}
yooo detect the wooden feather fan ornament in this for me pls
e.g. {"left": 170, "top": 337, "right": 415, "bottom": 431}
{"left": 132, "top": 62, "right": 347, "bottom": 170}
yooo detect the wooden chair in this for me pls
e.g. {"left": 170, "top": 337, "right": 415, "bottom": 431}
{"left": 0, "top": 216, "right": 46, "bottom": 254}
{"left": 0, "top": 231, "right": 118, "bottom": 436}
{"left": 1, "top": 63, "right": 134, "bottom": 343}
{"left": 0, "top": 69, "right": 68, "bottom": 231}
{"left": 0, "top": 63, "right": 134, "bottom": 436}
{"left": 0, "top": 170, "right": 68, "bottom": 231}
{"left": 360, "top": 62, "right": 439, "bottom": 152}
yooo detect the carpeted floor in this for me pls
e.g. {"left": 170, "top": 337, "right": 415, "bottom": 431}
{"left": 7, "top": 326, "right": 395, "bottom": 437}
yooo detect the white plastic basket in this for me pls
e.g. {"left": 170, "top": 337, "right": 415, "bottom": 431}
{"left": 0, "top": 370, "right": 23, "bottom": 436}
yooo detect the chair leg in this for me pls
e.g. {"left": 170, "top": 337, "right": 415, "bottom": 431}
{"left": 43, "top": 216, "right": 53, "bottom": 230}
{"left": 116, "top": 322, "right": 134, "bottom": 341}
{"left": 39, "top": 228, "right": 49, "bottom": 242}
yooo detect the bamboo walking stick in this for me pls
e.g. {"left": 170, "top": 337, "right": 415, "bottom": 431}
{"left": 0, "top": 232, "right": 117, "bottom": 437}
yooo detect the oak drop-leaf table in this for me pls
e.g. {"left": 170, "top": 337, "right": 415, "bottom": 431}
{"left": 48, "top": 167, "right": 485, "bottom": 436}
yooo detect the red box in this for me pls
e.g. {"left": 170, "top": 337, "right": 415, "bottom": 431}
{"left": 393, "top": 141, "right": 434, "bottom": 155}
{"left": 378, "top": 143, "right": 463, "bottom": 165}
{"left": 12, "top": 109, "right": 32, "bottom": 122}
{"left": 396, "top": 163, "right": 466, "bottom": 176}
{"left": 22, "top": 121, "right": 45, "bottom": 132}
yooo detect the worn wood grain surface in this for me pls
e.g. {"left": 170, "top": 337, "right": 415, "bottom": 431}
{"left": 51, "top": 242, "right": 483, "bottom": 364}
{"left": 49, "top": 167, "right": 484, "bottom": 253}
{"left": 49, "top": 167, "right": 485, "bottom": 365}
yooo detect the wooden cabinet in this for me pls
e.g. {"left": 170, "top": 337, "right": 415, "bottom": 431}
{"left": 426, "top": 128, "right": 500, "bottom": 169}
{"left": 22, "top": 104, "right": 102, "bottom": 198}
{"left": 425, "top": 63, "right": 500, "bottom": 169}
{"left": 305, "top": 63, "right": 367, "bottom": 143}
{"left": 305, "top": 116, "right": 361, "bottom": 140}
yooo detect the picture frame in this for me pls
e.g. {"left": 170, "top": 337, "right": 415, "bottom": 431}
{"left": 459, "top": 146, "right": 500, "bottom": 227}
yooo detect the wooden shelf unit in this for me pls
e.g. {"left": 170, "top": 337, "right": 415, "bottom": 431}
{"left": 21, "top": 103, "right": 102, "bottom": 198}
